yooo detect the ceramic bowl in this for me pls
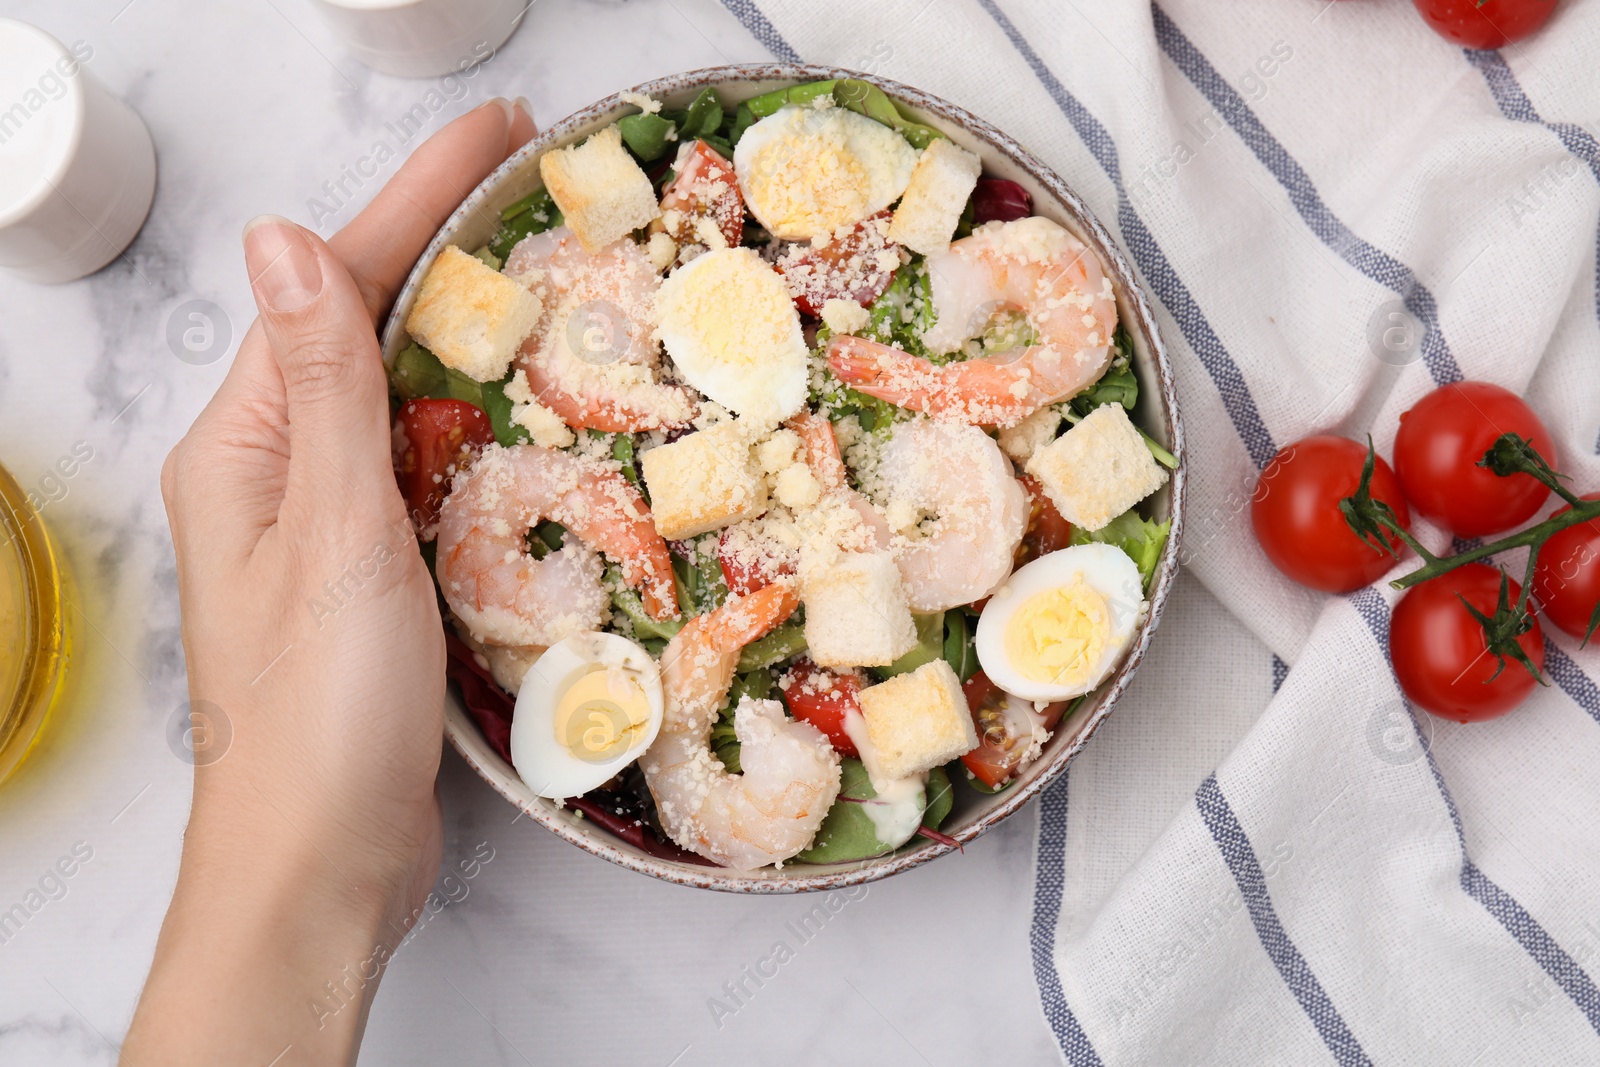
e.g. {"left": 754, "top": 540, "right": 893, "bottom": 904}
{"left": 380, "top": 64, "right": 1186, "bottom": 893}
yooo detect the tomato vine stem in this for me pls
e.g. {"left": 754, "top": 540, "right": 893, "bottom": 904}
{"left": 1341, "top": 433, "right": 1600, "bottom": 679}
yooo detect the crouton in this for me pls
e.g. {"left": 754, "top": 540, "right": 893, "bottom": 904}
{"left": 539, "top": 125, "right": 660, "bottom": 252}
{"left": 801, "top": 550, "right": 917, "bottom": 668}
{"left": 887, "top": 139, "right": 983, "bottom": 255}
{"left": 857, "top": 660, "right": 977, "bottom": 779}
{"left": 1025, "top": 403, "right": 1167, "bottom": 531}
{"left": 404, "top": 246, "right": 542, "bottom": 383}
{"left": 639, "top": 422, "right": 768, "bottom": 539}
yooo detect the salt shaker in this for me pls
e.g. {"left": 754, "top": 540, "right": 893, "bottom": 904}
{"left": 0, "top": 19, "right": 158, "bottom": 285}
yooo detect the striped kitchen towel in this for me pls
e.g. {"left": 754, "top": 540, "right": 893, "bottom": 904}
{"left": 718, "top": 0, "right": 1600, "bottom": 1062}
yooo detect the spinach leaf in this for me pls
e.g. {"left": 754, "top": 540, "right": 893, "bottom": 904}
{"left": 875, "top": 613, "right": 944, "bottom": 680}
{"left": 794, "top": 759, "right": 927, "bottom": 864}
{"left": 488, "top": 187, "right": 562, "bottom": 262}
{"left": 735, "top": 621, "right": 808, "bottom": 673}
{"left": 617, "top": 111, "right": 676, "bottom": 161}
{"left": 942, "top": 609, "right": 980, "bottom": 683}
{"left": 480, "top": 373, "right": 531, "bottom": 447}
{"left": 744, "top": 79, "right": 837, "bottom": 119}
{"left": 604, "top": 563, "right": 685, "bottom": 642}
{"left": 922, "top": 765, "right": 953, "bottom": 830}
{"left": 831, "top": 78, "right": 945, "bottom": 149}
{"left": 390, "top": 342, "right": 448, "bottom": 401}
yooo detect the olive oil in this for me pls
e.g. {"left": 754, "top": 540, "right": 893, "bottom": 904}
{"left": 0, "top": 462, "right": 66, "bottom": 785}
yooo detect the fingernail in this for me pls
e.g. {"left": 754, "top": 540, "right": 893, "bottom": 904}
{"left": 480, "top": 96, "right": 515, "bottom": 125}
{"left": 242, "top": 215, "right": 322, "bottom": 313}
{"left": 513, "top": 96, "right": 534, "bottom": 124}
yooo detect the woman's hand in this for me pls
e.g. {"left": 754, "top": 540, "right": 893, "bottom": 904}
{"left": 123, "top": 97, "right": 535, "bottom": 1067}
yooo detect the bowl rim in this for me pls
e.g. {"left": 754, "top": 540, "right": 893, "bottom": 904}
{"left": 383, "top": 63, "right": 1187, "bottom": 893}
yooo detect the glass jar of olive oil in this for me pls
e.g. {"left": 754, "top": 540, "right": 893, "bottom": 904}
{"left": 0, "top": 461, "right": 67, "bottom": 785}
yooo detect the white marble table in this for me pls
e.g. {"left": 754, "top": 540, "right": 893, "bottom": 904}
{"left": 0, "top": 3, "right": 1064, "bottom": 1063}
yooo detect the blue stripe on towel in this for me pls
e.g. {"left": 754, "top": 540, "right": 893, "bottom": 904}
{"left": 1195, "top": 774, "right": 1374, "bottom": 1066}
{"left": 1346, "top": 588, "right": 1600, "bottom": 1038}
{"left": 1545, "top": 643, "right": 1600, "bottom": 727}
{"left": 1031, "top": 774, "right": 1106, "bottom": 1067}
{"left": 1150, "top": 4, "right": 1464, "bottom": 388}
{"left": 1462, "top": 49, "right": 1600, "bottom": 454}
{"left": 1271, "top": 655, "right": 1289, "bottom": 694}
{"left": 1442, "top": 541, "right": 1600, "bottom": 725}
{"left": 976, "top": 0, "right": 1278, "bottom": 469}
{"left": 715, "top": 0, "right": 802, "bottom": 62}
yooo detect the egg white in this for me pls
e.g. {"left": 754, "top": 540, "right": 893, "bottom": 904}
{"left": 655, "top": 246, "right": 808, "bottom": 423}
{"left": 732, "top": 105, "right": 917, "bottom": 240}
{"left": 975, "top": 543, "right": 1145, "bottom": 701}
{"left": 510, "top": 632, "right": 664, "bottom": 800}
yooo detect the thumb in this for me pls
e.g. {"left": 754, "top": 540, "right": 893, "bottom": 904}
{"left": 242, "top": 214, "right": 394, "bottom": 510}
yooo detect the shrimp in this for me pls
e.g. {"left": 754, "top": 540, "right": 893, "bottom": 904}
{"left": 505, "top": 227, "right": 696, "bottom": 432}
{"left": 436, "top": 444, "right": 678, "bottom": 651}
{"left": 876, "top": 420, "right": 1027, "bottom": 612}
{"left": 826, "top": 217, "right": 1118, "bottom": 427}
{"left": 640, "top": 583, "right": 843, "bottom": 869}
{"left": 786, "top": 411, "right": 890, "bottom": 549}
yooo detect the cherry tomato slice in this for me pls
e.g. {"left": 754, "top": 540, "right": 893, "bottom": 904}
{"left": 1532, "top": 493, "right": 1600, "bottom": 640}
{"left": 960, "top": 672, "right": 1067, "bottom": 788}
{"left": 1391, "top": 563, "right": 1545, "bottom": 723}
{"left": 658, "top": 140, "right": 744, "bottom": 250}
{"left": 774, "top": 210, "right": 900, "bottom": 316}
{"left": 1019, "top": 474, "right": 1075, "bottom": 564}
{"left": 393, "top": 398, "right": 494, "bottom": 531}
{"left": 1251, "top": 436, "right": 1411, "bottom": 593}
{"left": 1394, "top": 381, "right": 1555, "bottom": 539}
{"left": 779, "top": 659, "right": 861, "bottom": 758}
{"left": 1412, "top": 0, "right": 1558, "bottom": 49}
{"left": 716, "top": 526, "right": 797, "bottom": 598}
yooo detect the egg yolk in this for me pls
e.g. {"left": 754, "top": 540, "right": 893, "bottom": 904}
{"left": 748, "top": 121, "right": 870, "bottom": 238}
{"left": 555, "top": 666, "right": 651, "bottom": 763}
{"left": 1002, "top": 578, "right": 1109, "bottom": 689}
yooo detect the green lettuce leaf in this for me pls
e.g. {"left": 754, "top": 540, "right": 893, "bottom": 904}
{"left": 1069, "top": 510, "right": 1171, "bottom": 590}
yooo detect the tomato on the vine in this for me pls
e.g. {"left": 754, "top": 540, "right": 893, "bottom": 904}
{"left": 779, "top": 659, "right": 861, "bottom": 758}
{"left": 393, "top": 398, "right": 495, "bottom": 529}
{"left": 1390, "top": 563, "right": 1545, "bottom": 722}
{"left": 1532, "top": 493, "right": 1600, "bottom": 640}
{"left": 1393, "top": 381, "right": 1555, "bottom": 539}
{"left": 1412, "top": 0, "right": 1558, "bottom": 50}
{"left": 1251, "top": 436, "right": 1411, "bottom": 593}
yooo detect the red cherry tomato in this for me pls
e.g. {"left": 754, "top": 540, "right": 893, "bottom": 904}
{"left": 960, "top": 672, "right": 1067, "bottom": 789}
{"left": 1018, "top": 474, "right": 1074, "bottom": 564}
{"left": 1412, "top": 0, "right": 1558, "bottom": 49}
{"left": 716, "top": 528, "right": 797, "bottom": 598}
{"left": 658, "top": 139, "right": 744, "bottom": 250}
{"left": 1251, "top": 436, "right": 1411, "bottom": 593}
{"left": 779, "top": 660, "right": 861, "bottom": 757}
{"left": 1532, "top": 493, "right": 1600, "bottom": 640}
{"left": 774, "top": 210, "right": 900, "bottom": 316}
{"left": 971, "top": 178, "right": 1033, "bottom": 224}
{"left": 1391, "top": 563, "right": 1545, "bottom": 722}
{"left": 1394, "top": 381, "right": 1555, "bottom": 539}
{"left": 393, "top": 399, "right": 495, "bottom": 530}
